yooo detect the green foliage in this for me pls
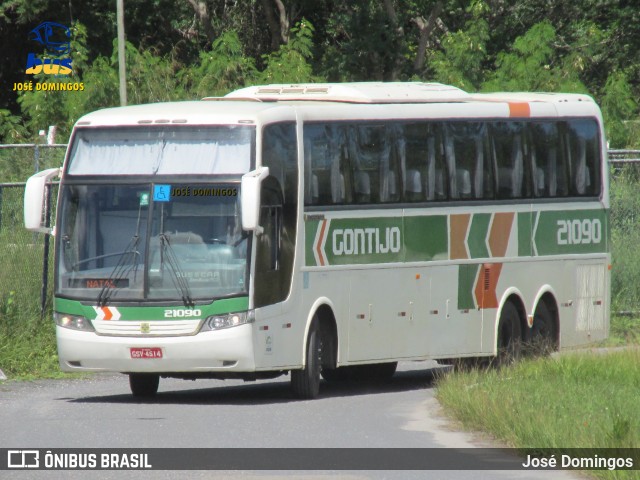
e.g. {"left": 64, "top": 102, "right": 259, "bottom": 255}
{"left": 0, "top": 315, "right": 62, "bottom": 379}
{"left": 193, "top": 30, "right": 258, "bottom": 98}
{"left": 482, "top": 21, "right": 587, "bottom": 93}
{"left": 260, "top": 20, "right": 320, "bottom": 84}
{"left": 429, "top": 1, "right": 489, "bottom": 90}
{"left": 2, "top": 0, "right": 640, "bottom": 147}
{"left": 64, "top": 55, "right": 119, "bottom": 120}
{"left": 122, "top": 42, "right": 188, "bottom": 104}
{"left": 601, "top": 71, "right": 639, "bottom": 148}
{"left": 0, "top": 109, "right": 27, "bottom": 142}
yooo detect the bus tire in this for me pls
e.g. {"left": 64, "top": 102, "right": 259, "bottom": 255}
{"left": 129, "top": 373, "right": 159, "bottom": 397}
{"left": 291, "top": 322, "right": 321, "bottom": 399}
{"left": 530, "top": 300, "right": 557, "bottom": 355}
{"left": 495, "top": 302, "right": 522, "bottom": 367}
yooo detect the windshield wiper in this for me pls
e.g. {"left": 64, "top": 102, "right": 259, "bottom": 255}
{"left": 158, "top": 233, "right": 194, "bottom": 307}
{"left": 97, "top": 235, "right": 141, "bottom": 306}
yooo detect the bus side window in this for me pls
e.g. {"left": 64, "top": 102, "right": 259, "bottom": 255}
{"left": 427, "top": 124, "right": 447, "bottom": 200}
{"left": 445, "top": 122, "right": 490, "bottom": 200}
{"left": 566, "top": 119, "right": 600, "bottom": 197}
{"left": 354, "top": 170, "right": 371, "bottom": 203}
{"left": 380, "top": 124, "right": 402, "bottom": 203}
{"left": 493, "top": 122, "right": 530, "bottom": 199}
{"left": 529, "top": 122, "right": 560, "bottom": 197}
{"left": 403, "top": 123, "right": 426, "bottom": 202}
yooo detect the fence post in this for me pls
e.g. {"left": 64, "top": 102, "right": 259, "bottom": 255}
{"left": 34, "top": 143, "right": 39, "bottom": 173}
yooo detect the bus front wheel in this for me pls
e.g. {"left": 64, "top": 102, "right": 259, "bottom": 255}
{"left": 291, "top": 322, "right": 321, "bottom": 399}
{"left": 129, "top": 373, "right": 160, "bottom": 397}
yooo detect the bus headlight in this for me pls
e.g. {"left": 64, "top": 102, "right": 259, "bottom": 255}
{"left": 201, "top": 310, "right": 254, "bottom": 331}
{"left": 54, "top": 312, "right": 95, "bottom": 332}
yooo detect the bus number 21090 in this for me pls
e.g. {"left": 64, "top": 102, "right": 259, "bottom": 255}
{"left": 557, "top": 219, "right": 602, "bottom": 246}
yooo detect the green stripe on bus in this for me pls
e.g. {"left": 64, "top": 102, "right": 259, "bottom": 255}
{"left": 518, "top": 211, "right": 534, "bottom": 257}
{"left": 467, "top": 213, "right": 491, "bottom": 259}
{"left": 533, "top": 209, "right": 608, "bottom": 256}
{"left": 458, "top": 264, "right": 480, "bottom": 310}
{"left": 54, "top": 296, "right": 250, "bottom": 320}
{"left": 305, "top": 208, "right": 608, "bottom": 267}
{"left": 404, "top": 215, "right": 448, "bottom": 262}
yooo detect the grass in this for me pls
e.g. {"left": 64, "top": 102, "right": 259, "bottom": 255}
{"left": 0, "top": 318, "right": 63, "bottom": 380}
{"left": 436, "top": 350, "right": 640, "bottom": 479}
{"left": 609, "top": 315, "right": 640, "bottom": 346}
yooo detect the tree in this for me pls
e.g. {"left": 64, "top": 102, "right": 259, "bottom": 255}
{"left": 260, "top": 19, "right": 320, "bottom": 84}
{"left": 193, "top": 30, "right": 258, "bottom": 98}
{"left": 428, "top": 0, "right": 488, "bottom": 90}
{"left": 482, "top": 21, "right": 587, "bottom": 93}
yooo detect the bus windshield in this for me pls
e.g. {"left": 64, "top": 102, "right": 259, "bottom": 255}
{"left": 56, "top": 183, "right": 248, "bottom": 304}
{"left": 66, "top": 126, "right": 254, "bottom": 175}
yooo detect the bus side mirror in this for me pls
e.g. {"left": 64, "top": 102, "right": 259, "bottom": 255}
{"left": 24, "top": 167, "right": 60, "bottom": 234}
{"left": 241, "top": 166, "right": 269, "bottom": 233}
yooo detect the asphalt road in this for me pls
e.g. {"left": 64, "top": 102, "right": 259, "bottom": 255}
{"left": 0, "top": 361, "right": 582, "bottom": 479}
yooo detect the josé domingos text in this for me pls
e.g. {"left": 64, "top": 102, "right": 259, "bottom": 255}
{"left": 523, "top": 454, "right": 634, "bottom": 470}
{"left": 171, "top": 187, "right": 238, "bottom": 197}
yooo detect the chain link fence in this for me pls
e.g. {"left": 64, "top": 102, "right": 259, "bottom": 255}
{"left": 0, "top": 145, "right": 65, "bottom": 318}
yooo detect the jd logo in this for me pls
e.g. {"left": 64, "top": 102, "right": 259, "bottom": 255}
{"left": 26, "top": 21, "right": 73, "bottom": 75}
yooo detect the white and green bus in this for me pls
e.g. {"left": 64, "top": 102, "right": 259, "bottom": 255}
{"left": 24, "top": 82, "right": 610, "bottom": 399}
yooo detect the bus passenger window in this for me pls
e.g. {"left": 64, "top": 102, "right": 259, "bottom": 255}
{"left": 565, "top": 120, "right": 600, "bottom": 197}
{"left": 492, "top": 122, "right": 530, "bottom": 199}
{"left": 354, "top": 171, "right": 371, "bottom": 203}
{"left": 405, "top": 169, "right": 423, "bottom": 201}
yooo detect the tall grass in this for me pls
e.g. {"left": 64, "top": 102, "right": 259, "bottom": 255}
{"left": 436, "top": 350, "right": 640, "bottom": 479}
{"left": 0, "top": 235, "right": 59, "bottom": 378}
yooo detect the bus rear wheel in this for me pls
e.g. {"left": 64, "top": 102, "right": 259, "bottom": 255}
{"left": 530, "top": 301, "right": 558, "bottom": 355}
{"left": 129, "top": 373, "right": 159, "bottom": 397}
{"left": 291, "top": 322, "right": 321, "bottom": 399}
{"left": 495, "top": 302, "right": 522, "bottom": 367}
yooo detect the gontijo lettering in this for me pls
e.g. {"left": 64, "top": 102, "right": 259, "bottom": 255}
{"left": 333, "top": 226, "right": 401, "bottom": 255}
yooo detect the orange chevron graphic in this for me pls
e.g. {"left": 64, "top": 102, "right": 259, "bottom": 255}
{"left": 474, "top": 263, "right": 502, "bottom": 309}
{"left": 449, "top": 214, "right": 471, "bottom": 260}
{"left": 315, "top": 219, "right": 328, "bottom": 266}
{"left": 488, "top": 212, "right": 515, "bottom": 257}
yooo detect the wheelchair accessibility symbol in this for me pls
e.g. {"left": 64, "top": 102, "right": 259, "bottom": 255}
{"left": 153, "top": 185, "right": 171, "bottom": 202}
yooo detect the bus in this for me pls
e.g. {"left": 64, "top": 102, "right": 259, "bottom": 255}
{"left": 24, "top": 82, "right": 610, "bottom": 399}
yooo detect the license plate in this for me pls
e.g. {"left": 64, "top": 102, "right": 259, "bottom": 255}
{"left": 130, "top": 347, "right": 163, "bottom": 359}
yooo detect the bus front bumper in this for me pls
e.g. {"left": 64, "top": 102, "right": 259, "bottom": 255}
{"left": 56, "top": 324, "right": 256, "bottom": 373}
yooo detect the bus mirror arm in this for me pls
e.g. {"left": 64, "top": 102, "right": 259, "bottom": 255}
{"left": 241, "top": 166, "right": 269, "bottom": 233}
{"left": 24, "top": 167, "right": 61, "bottom": 234}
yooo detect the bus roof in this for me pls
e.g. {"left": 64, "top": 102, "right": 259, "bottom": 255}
{"left": 73, "top": 100, "right": 291, "bottom": 127}
{"left": 222, "top": 82, "right": 470, "bottom": 103}
{"left": 74, "top": 83, "right": 599, "bottom": 128}
{"left": 223, "top": 82, "right": 596, "bottom": 106}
